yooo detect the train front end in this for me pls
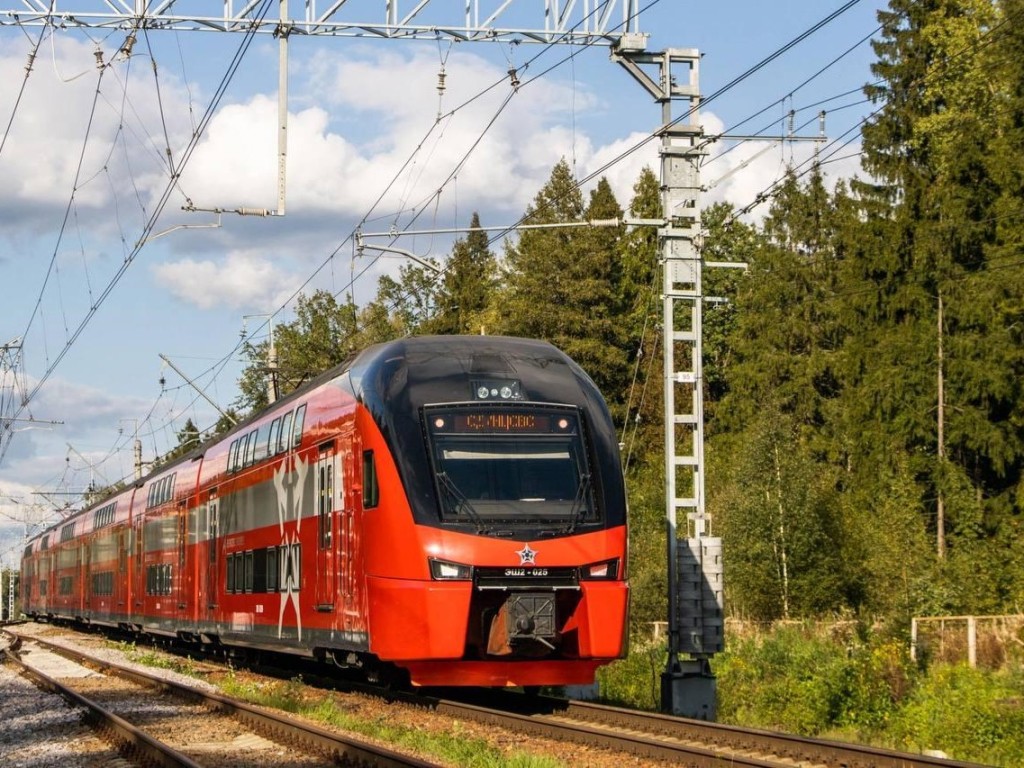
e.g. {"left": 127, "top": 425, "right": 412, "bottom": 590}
{"left": 355, "top": 336, "right": 628, "bottom": 688}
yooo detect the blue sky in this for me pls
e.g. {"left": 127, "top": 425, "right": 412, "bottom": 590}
{"left": 0, "top": 0, "right": 890, "bottom": 561}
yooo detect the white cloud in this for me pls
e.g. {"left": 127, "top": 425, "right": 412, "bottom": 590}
{"left": 0, "top": 373, "right": 156, "bottom": 550}
{"left": 1, "top": 34, "right": 866, "bottom": 316}
{"left": 153, "top": 249, "right": 302, "bottom": 310}
{"left": 579, "top": 130, "right": 658, "bottom": 206}
{"left": 0, "top": 34, "right": 195, "bottom": 233}
{"left": 174, "top": 47, "right": 605, "bottom": 222}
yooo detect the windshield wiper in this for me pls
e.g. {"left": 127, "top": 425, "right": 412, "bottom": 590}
{"left": 564, "top": 473, "right": 593, "bottom": 534}
{"left": 436, "top": 471, "right": 488, "bottom": 534}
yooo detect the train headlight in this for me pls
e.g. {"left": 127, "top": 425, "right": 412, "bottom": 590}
{"left": 429, "top": 558, "right": 473, "bottom": 580}
{"left": 581, "top": 559, "right": 619, "bottom": 580}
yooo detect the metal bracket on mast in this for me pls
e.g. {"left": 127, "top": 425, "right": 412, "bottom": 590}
{"left": 613, "top": 43, "right": 723, "bottom": 720}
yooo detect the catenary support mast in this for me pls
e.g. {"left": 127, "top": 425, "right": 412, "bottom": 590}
{"left": 613, "top": 43, "right": 723, "bottom": 719}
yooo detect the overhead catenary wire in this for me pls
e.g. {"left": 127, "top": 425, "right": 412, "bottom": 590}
{"left": 0, "top": 15, "right": 49, "bottom": 162}
{"left": 2, "top": 0, "right": 893, "bottom": 494}
{"left": 725, "top": 0, "right": 1024, "bottom": 224}
{"left": 2, "top": 0, "right": 276, "bottom": 466}
{"left": 161, "top": 0, "right": 661, "bottom": 403}
{"left": 351, "top": 0, "right": 881, "bottom": 339}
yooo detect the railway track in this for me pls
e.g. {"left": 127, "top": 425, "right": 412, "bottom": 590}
{"left": 7, "top": 625, "right": 991, "bottom": 768}
{"left": 436, "top": 689, "right": 992, "bottom": 768}
{"left": 1, "top": 630, "right": 438, "bottom": 768}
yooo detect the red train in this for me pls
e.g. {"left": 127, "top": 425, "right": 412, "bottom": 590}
{"left": 20, "top": 336, "right": 629, "bottom": 687}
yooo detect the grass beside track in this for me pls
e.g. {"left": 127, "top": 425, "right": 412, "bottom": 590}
{"left": 106, "top": 639, "right": 559, "bottom": 768}
{"left": 219, "top": 673, "right": 561, "bottom": 768}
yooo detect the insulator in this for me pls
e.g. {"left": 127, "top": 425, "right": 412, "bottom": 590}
{"left": 437, "top": 69, "right": 446, "bottom": 95}
{"left": 119, "top": 32, "right": 136, "bottom": 59}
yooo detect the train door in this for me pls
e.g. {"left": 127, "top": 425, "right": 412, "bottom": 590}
{"left": 80, "top": 539, "right": 89, "bottom": 618}
{"left": 176, "top": 500, "right": 187, "bottom": 616}
{"left": 315, "top": 441, "right": 338, "bottom": 612}
{"left": 132, "top": 515, "right": 144, "bottom": 625}
{"left": 338, "top": 438, "right": 362, "bottom": 639}
{"left": 204, "top": 488, "right": 219, "bottom": 625}
{"left": 118, "top": 529, "right": 128, "bottom": 620}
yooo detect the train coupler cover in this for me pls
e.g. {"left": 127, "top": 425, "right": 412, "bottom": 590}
{"left": 487, "top": 593, "right": 556, "bottom": 655}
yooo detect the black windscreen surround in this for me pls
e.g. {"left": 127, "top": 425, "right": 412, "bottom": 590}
{"left": 424, "top": 404, "right": 597, "bottom": 528}
{"left": 346, "top": 336, "right": 625, "bottom": 538}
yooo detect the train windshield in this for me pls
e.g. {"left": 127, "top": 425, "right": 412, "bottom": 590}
{"left": 424, "top": 406, "right": 596, "bottom": 529}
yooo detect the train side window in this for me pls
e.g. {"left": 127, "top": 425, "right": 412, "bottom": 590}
{"left": 266, "top": 547, "right": 278, "bottom": 592}
{"left": 278, "top": 411, "right": 293, "bottom": 453}
{"left": 269, "top": 418, "right": 282, "bottom": 457}
{"left": 318, "top": 451, "right": 333, "bottom": 549}
{"left": 253, "top": 549, "right": 267, "bottom": 592}
{"left": 362, "top": 451, "right": 379, "bottom": 508}
{"left": 253, "top": 422, "right": 271, "bottom": 464}
{"left": 244, "top": 429, "right": 258, "bottom": 466}
{"left": 244, "top": 551, "right": 254, "bottom": 592}
{"left": 228, "top": 440, "right": 238, "bottom": 472}
{"left": 293, "top": 404, "right": 307, "bottom": 447}
{"left": 208, "top": 490, "right": 218, "bottom": 564}
{"left": 226, "top": 554, "right": 235, "bottom": 592}
{"left": 236, "top": 435, "right": 248, "bottom": 470}
{"left": 281, "top": 543, "right": 301, "bottom": 591}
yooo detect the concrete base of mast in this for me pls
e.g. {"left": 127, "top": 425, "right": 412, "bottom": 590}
{"left": 661, "top": 657, "right": 716, "bottom": 720}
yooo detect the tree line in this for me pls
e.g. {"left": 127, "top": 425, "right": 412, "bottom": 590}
{"left": 223, "top": 0, "right": 1024, "bottom": 630}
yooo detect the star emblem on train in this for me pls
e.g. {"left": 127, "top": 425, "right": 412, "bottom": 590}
{"left": 516, "top": 544, "right": 538, "bottom": 565}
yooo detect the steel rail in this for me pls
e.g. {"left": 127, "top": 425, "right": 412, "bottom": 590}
{"left": 5, "top": 632, "right": 439, "bottom": 768}
{"left": 440, "top": 689, "right": 992, "bottom": 768}
{"left": 549, "top": 697, "right": 991, "bottom": 768}
{"left": 2, "top": 642, "right": 203, "bottom": 768}
{"left": 11, "top": 626, "right": 990, "bottom": 768}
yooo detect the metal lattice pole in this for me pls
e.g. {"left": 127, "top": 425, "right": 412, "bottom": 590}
{"left": 613, "top": 44, "right": 722, "bottom": 719}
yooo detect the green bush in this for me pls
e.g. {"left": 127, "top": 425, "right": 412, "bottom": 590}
{"left": 596, "top": 640, "right": 664, "bottom": 710}
{"left": 888, "top": 664, "right": 1024, "bottom": 765}
{"left": 716, "top": 626, "right": 851, "bottom": 735}
{"left": 601, "top": 622, "right": 1024, "bottom": 766}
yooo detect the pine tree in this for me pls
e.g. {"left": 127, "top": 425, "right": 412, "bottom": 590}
{"left": 162, "top": 418, "right": 201, "bottom": 463}
{"left": 707, "top": 171, "right": 854, "bottom": 619}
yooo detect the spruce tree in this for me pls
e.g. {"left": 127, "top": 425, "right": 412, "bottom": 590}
{"left": 708, "top": 170, "right": 853, "bottom": 619}
{"left": 496, "top": 160, "right": 627, "bottom": 398}
{"left": 427, "top": 212, "right": 495, "bottom": 335}
{"left": 845, "top": 0, "right": 1006, "bottom": 587}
